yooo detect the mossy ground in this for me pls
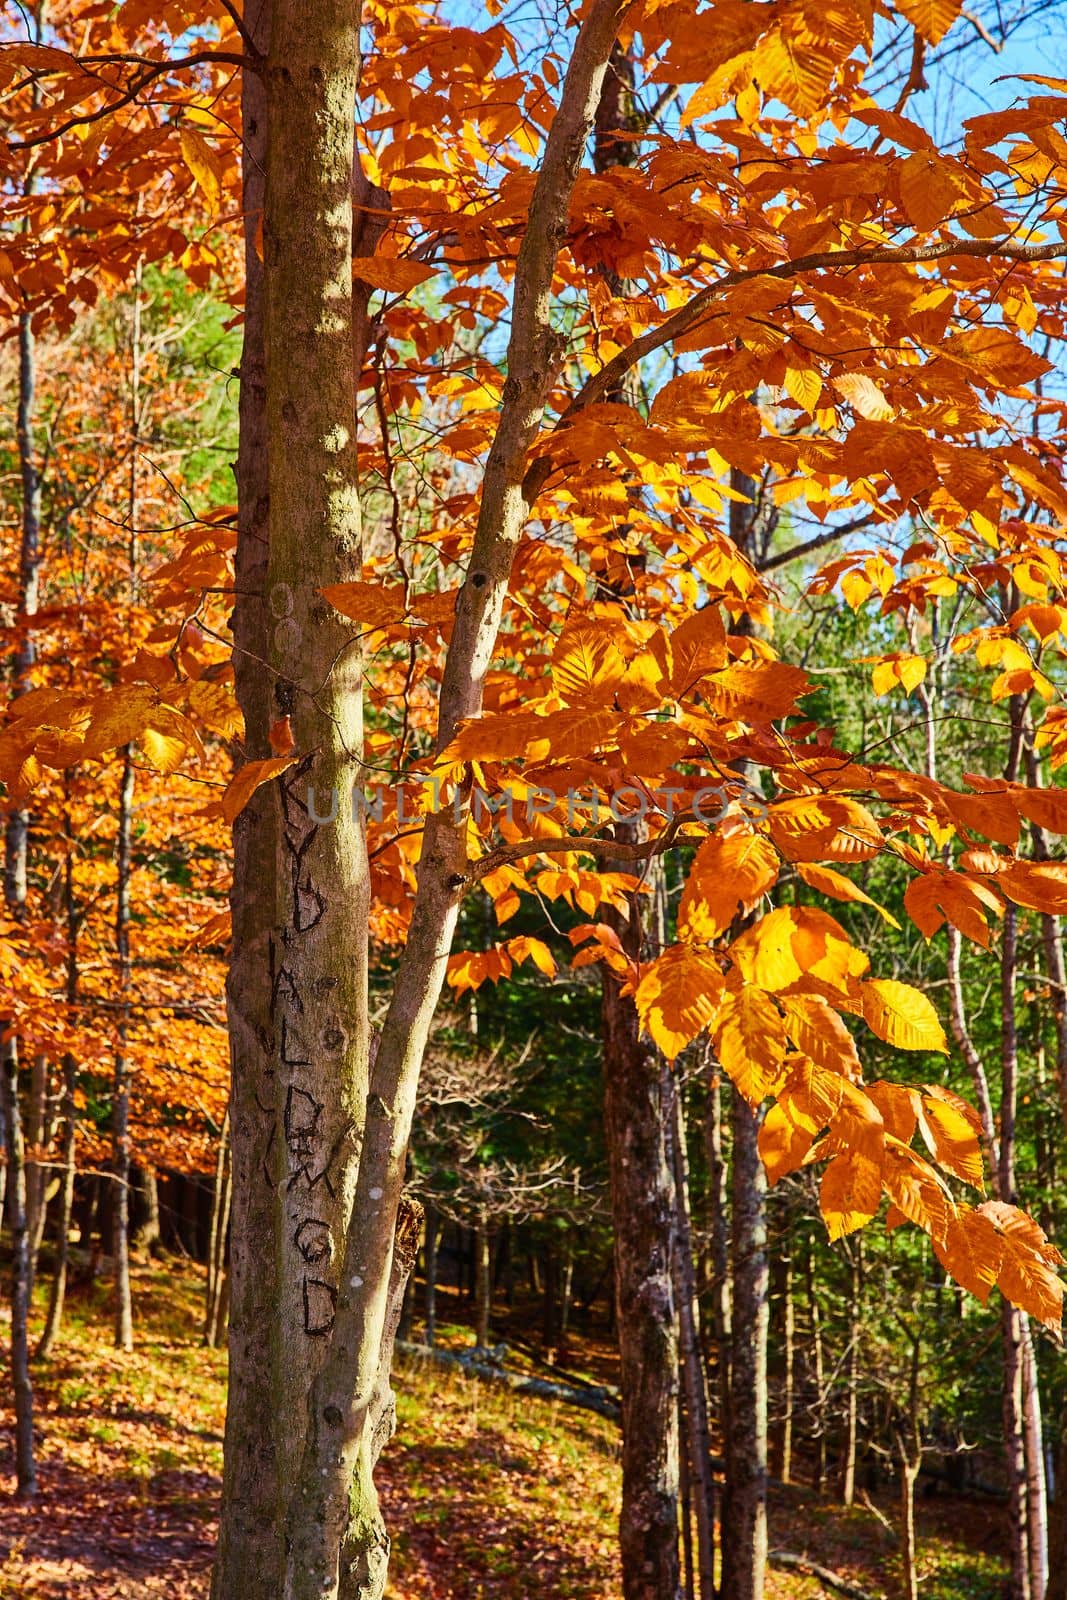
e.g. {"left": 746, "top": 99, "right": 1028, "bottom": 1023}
{"left": 0, "top": 1261, "right": 1008, "bottom": 1599}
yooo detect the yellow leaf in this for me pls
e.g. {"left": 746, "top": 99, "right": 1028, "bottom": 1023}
{"left": 871, "top": 653, "right": 927, "bottom": 697}
{"left": 634, "top": 945, "right": 725, "bottom": 1061}
{"left": 881, "top": 1137, "right": 951, "bottom": 1241}
{"left": 754, "top": 24, "right": 837, "bottom": 119}
{"left": 679, "top": 828, "right": 779, "bottom": 940}
{"left": 714, "top": 986, "right": 787, "bottom": 1104}
{"left": 770, "top": 795, "right": 881, "bottom": 863}
{"left": 861, "top": 978, "right": 948, "bottom": 1053}
{"left": 179, "top": 125, "right": 223, "bottom": 212}
{"left": 820, "top": 1151, "right": 882, "bottom": 1239}
{"left": 918, "top": 1086, "right": 985, "bottom": 1187}
{"left": 220, "top": 756, "right": 297, "bottom": 825}
{"left": 833, "top": 372, "right": 894, "bottom": 421}
{"left": 81, "top": 685, "right": 158, "bottom": 762}
{"left": 141, "top": 724, "right": 187, "bottom": 776}
{"left": 779, "top": 1053, "right": 846, "bottom": 1134}
{"left": 758, "top": 1100, "right": 814, "bottom": 1185}
{"left": 505, "top": 935, "right": 557, "bottom": 979}
{"left": 704, "top": 660, "right": 811, "bottom": 722}
{"left": 898, "top": 151, "right": 961, "bottom": 231}
{"left": 981, "top": 1200, "right": 1064, "bottom": 1330}
{"left": 551, "top": 625, "right": 626, "bottom": 705}
{"left": 783, "top": 362, "right": 822, "bottom": 413}
{"left": 893, "top": 0, "right": 961, "bottom": 44}
{"left": 668, "top": 607, "right": 726, "bottom": 696}
{"left": 351, "top": 256, "right": 436, "bottom": 293}
{"left": 932, "top": 1206, "right": 1002, "bottom": 1301}
{"left": 780, "top": 994, "right": 861, "bottom": 1079}
{"left": 798, "top": 862, "right": 901, "bottom": 927}
{"left": 320, "top": 581, "right": 408, "bottom": 628}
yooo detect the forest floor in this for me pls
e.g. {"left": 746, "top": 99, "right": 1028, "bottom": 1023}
{"left": 0, "top": 1260, "right": 1008, "bottom": 1600}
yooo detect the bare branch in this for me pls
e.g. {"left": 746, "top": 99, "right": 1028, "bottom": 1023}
{"left": 470, "top": 814, "right": 684, "bottom": 884}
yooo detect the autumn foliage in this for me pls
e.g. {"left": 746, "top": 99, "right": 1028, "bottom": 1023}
{"left": 3, "top": 0, "right": 1067, "bottom": 1534}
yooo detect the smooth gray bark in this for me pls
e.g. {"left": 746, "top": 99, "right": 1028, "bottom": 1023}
{"left": 2, "top": 1035, "right": 37, "bottom": 1497}
{"left": 721, "top": 1093, "right": 768, "bottom": 1600}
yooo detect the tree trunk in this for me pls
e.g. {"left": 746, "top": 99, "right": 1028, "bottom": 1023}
{"left": 721, "top": 1092, "right": 768, "bottom": 1600}
{"left": 1046, "top": 1414, "right": 1067, "bottom": 1600}
{"left": 840, "top": 1247, "right": 861, "bottom": 1509}
{"left": 1003, "top": 1303, "right": 1034, "bottom": 1600}
{"left": 112, "top": 740, "right": 135, "bottom": 1353}
{"left": 2, "top": 1034, "right": 37, "bottom": 1496}
{"left": 424, "top": 1204, "right": 438, "bottom": 1347}
{"left": 218, "top": 3, "right": 628, "bottom": 1593}
{"left": 205, "top": 1111, "right": 232, "bottom": 1347}
{"left": 37, "top": 1053, "right": 77, "bottom": 1361}
{"left": 704, "top": 1061, "right": 731, "bottom": 1441}
{"left": 679, "top": 1389, "right": 695, "bottom": 1600}
{"left": 900, "top": 1455, "right": 920, "bottom": 1600}
{"left": 133, "top": 1165, "right": 161, "bottom": 1256}
{"left": 3, "top": 12, "right": 43, "bottom": 1489}
{"left": 211, "top": 0, "right": 284, "bottom": 1586}
{"left": 559, "top": 1233, "right": 575, "bottom": 1347}
{"left": 111, "top": 259, "right": 142, "bottom": 1355}
{"left": 25, "top": 1052, "right": 52, "bottom": 1289}
{"left": 777, "top": 1251, "right": 795, "bottom": 1486}
{"left": 667, "top": 1074, "right": 716, "bottom": 1600}
{"left": 1021, "top": 1316, "right": 1048, "bottom": 1600}
{"left": 602, "top": 946, "right": 681, "bottom": 1600}
{"left": 898, "top": 1330, "right": 923, "bottom": 1600}
{"left": 805, "top": 1242, "right": 827, "bottom": 1496}
{"left": 473, "top": 1209, "right": 491, "bottom": 1348}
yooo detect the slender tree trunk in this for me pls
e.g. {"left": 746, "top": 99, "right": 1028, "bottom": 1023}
{"left": 2, "top": 1035, "right": 37, "bottom": 1497}
{"left": 704, "top": 1061, "right": 731, "bottom": 1447}
{"left": 38, "top": 827, "right": 77, "bottom": 1365}
{"left": 900, "top": 1453, "right": 920, "bottom": 1600}
{"left": 1021, "top": 1316, "right": 1048, "bottom": 1600}
{"left": 473, "top": 1209, "right": 491, "bottom": 1349}
{"left": 132, "top": 1166, "right": 161, "bottom": 1255}
{"left": 590, "top": 47, "right": 680, "bottom": 1594}
{"left": 1004, "top": 1303, "right": 1034, "bottom": 1600}
{"left": 721, "top": 1092, "right": 768, "bottom": 1600}
{"left": 112, "top": 739, "right": 135, "bottom": 1352}
{"left": 777, "top": 1250, "right": 795, "bottom": 1486}
{"left": 1001, "top": 844, "right": 1037, "bottom": 1600}
{"left": 111, "top": 265, "right": 142, "bottom": 1355}
{"left": 840, "top": 1247, "right": 861, "bottom": 1509}
{"left": 37, "top": 1052, "right": 76, "bottom": 1361}
{"left": 559, "top": 1232, "right": 575, "bottom": 1346}
{"left": 805, "top": 1242, "right": 827, "bottom": 1496}
{"left": 3, "top": 9, "right": 44, "bottom": 1489}
{"left": 205, "top": 1111, "right": 232, "bottom": 1347}
{"left": 25, "top": 1052, "right": 51, "bottom": 1289}
{"left": 898, "top": 1331, "right": 923, "bottom": 1600}
{"left": 1047, "top": 1414, "right": 1067, "bottom": 1600}
{"left": 602, "top": 943, "right": 681, "bottom": 1600}
{"left": 667, "top": 1075, "right": 716, "bottom": 1600}
{"left": 424, "top": 1204, "right": 438, "bottom": 1347}
{"left": 679, "top": 1390, "right": 695, "bottom": 1600}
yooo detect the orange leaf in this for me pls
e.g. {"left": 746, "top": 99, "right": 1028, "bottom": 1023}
{"left": 220, "top": 756, "right": 297, "bottom": 825}
{"left": 351, "top": 256, "right": 437, "bottom": 293}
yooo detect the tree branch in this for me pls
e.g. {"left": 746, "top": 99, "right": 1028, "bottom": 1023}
{"left": 8, "top": 51, "right": 249, "bottom": 150}
{"left": 523, "top": 232, "right": 1067, "bottom": 500}
{"left": 470, "top": 815, "right": 684, "bottom": 883}
{"left": 759, "top": 512, "right": 879, "bottom": 573}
